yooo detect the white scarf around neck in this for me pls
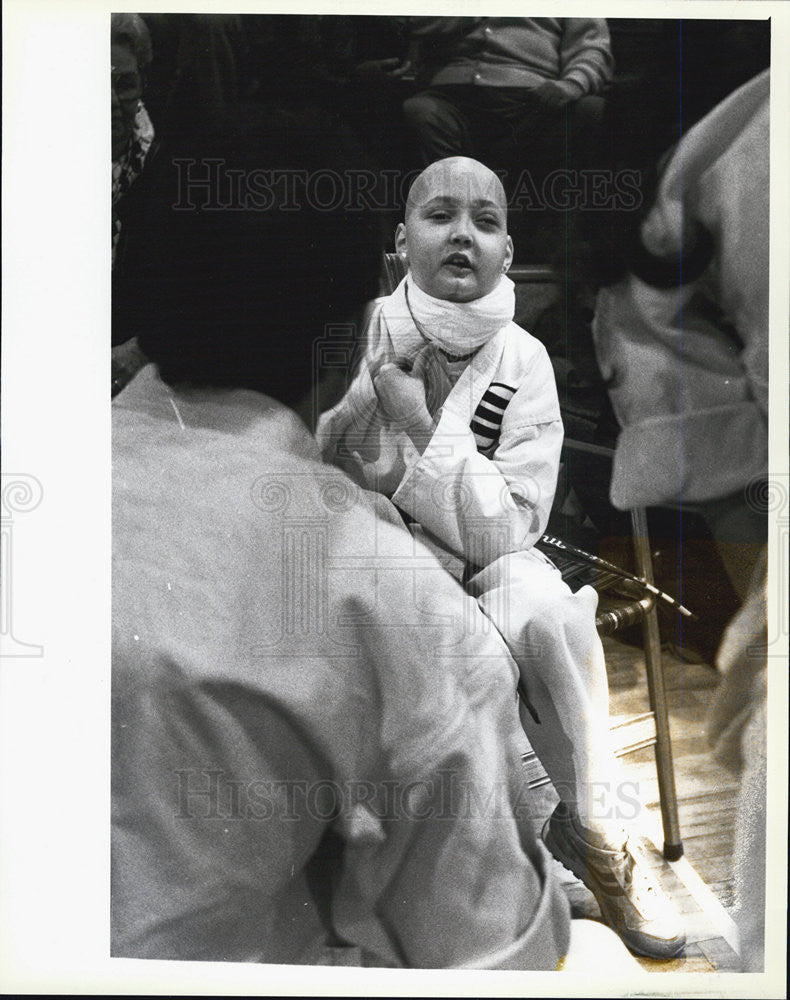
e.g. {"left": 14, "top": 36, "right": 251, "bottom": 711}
{"left": 405, "top": 273, "right": 515, "bottom": 354}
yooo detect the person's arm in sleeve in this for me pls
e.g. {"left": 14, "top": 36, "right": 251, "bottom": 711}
{"left": 317, "top": 300, "right": 416, "bottom": 492}
{"left": 592, "top": 82, "right": 769, "bottom": 511}
{"left": 556, "top": 18, "right": 613, "bottom": 97}
{"left": 318, "top": 357, "right": 384, "bottom": 484}
{"left": 390, "top": 344, "right": 563, "bottom": 567}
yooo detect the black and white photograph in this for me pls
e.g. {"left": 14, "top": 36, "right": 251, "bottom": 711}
{"left": 1, "top": 2, "right": 788, "bottom": 996}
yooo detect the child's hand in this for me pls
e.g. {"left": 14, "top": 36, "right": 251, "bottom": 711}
{"left": 372, "top": 362, "right": 436, "bottom": 449}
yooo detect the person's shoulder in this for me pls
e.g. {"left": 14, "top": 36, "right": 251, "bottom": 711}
{"left": 503, "top": 321, "right": 552, "bottom": 368}
{"left": 361, "top": 295, "right": 388, "bottom": 337}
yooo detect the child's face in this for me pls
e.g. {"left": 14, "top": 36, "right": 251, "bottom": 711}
{"left": 396, "top": 159, "right": 513, "bottom": 303}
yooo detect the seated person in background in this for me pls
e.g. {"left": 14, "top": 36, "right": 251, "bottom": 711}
{"left": 396, "top": 17, "right": 612, "bottom": 174}
{"left": 112, "top": 13, "right": 155, "bottom": 268}
{"left": 318, "top": 155, "right": 685, "bottom": 960}
{"left": 113, "top": 109, "right": 584, "bottom": 969}
{"left": 111, "top": 12, "right": 157, "bottom": 395}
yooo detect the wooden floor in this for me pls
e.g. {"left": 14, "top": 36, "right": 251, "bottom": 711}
{"left": 527, "top": 632, "right": 745, "bottom": 974}
{"left": 605, "top": 634, "right": 742, "bottom": 972}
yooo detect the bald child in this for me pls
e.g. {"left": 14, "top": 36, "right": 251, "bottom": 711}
{"left": 318, "top": 156, "right": 684, "bottom": 960}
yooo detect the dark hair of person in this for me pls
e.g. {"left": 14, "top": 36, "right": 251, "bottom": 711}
{"left": 134, "top": 104, "right": 385, "bottom": 405}
{"left": 591, "top": 151, "right": 715, "bottom": 290}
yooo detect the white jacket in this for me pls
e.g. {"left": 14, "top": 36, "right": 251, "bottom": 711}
{"left": 319, "top": 279, "right": 563, "bottom": 569}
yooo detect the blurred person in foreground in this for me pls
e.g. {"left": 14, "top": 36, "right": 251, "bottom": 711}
{"left": 111, "top": 106, "right": 642, "bottom": 970}
{"left": 592, "top": 70, "right": 770, "bottom": 970}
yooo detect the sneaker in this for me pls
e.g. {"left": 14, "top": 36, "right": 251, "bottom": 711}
{"left": 542, "top": 802, "right": 686, "bottom": 959}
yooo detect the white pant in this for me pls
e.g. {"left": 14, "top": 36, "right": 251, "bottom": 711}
{"left": 467, "top": 548, "right": 624, "bottom": 832}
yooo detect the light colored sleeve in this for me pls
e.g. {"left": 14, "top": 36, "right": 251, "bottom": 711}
{"left": 557, "top": 18, "right": 613, "bottom": 96}
{"left": 593, "top": 274, "right": 768, "bottom": 509}
{"left": 391, "top": 344, "right": 562, "bottom": 567}
{"left": 317, "top": 301, "right": 418, "bottom": 496}
{"left": 592, "top": 75, "right": 769, "bottom": 510}
{"left": 317, "top": 355, "right": 385, "bottom": 485}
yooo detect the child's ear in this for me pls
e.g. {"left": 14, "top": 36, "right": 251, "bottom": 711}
{"left": 394, "top": 223, "right": 408, "bottom": 261}
{"left": 504, "top": 235, "right": 514, "bottom": 272}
